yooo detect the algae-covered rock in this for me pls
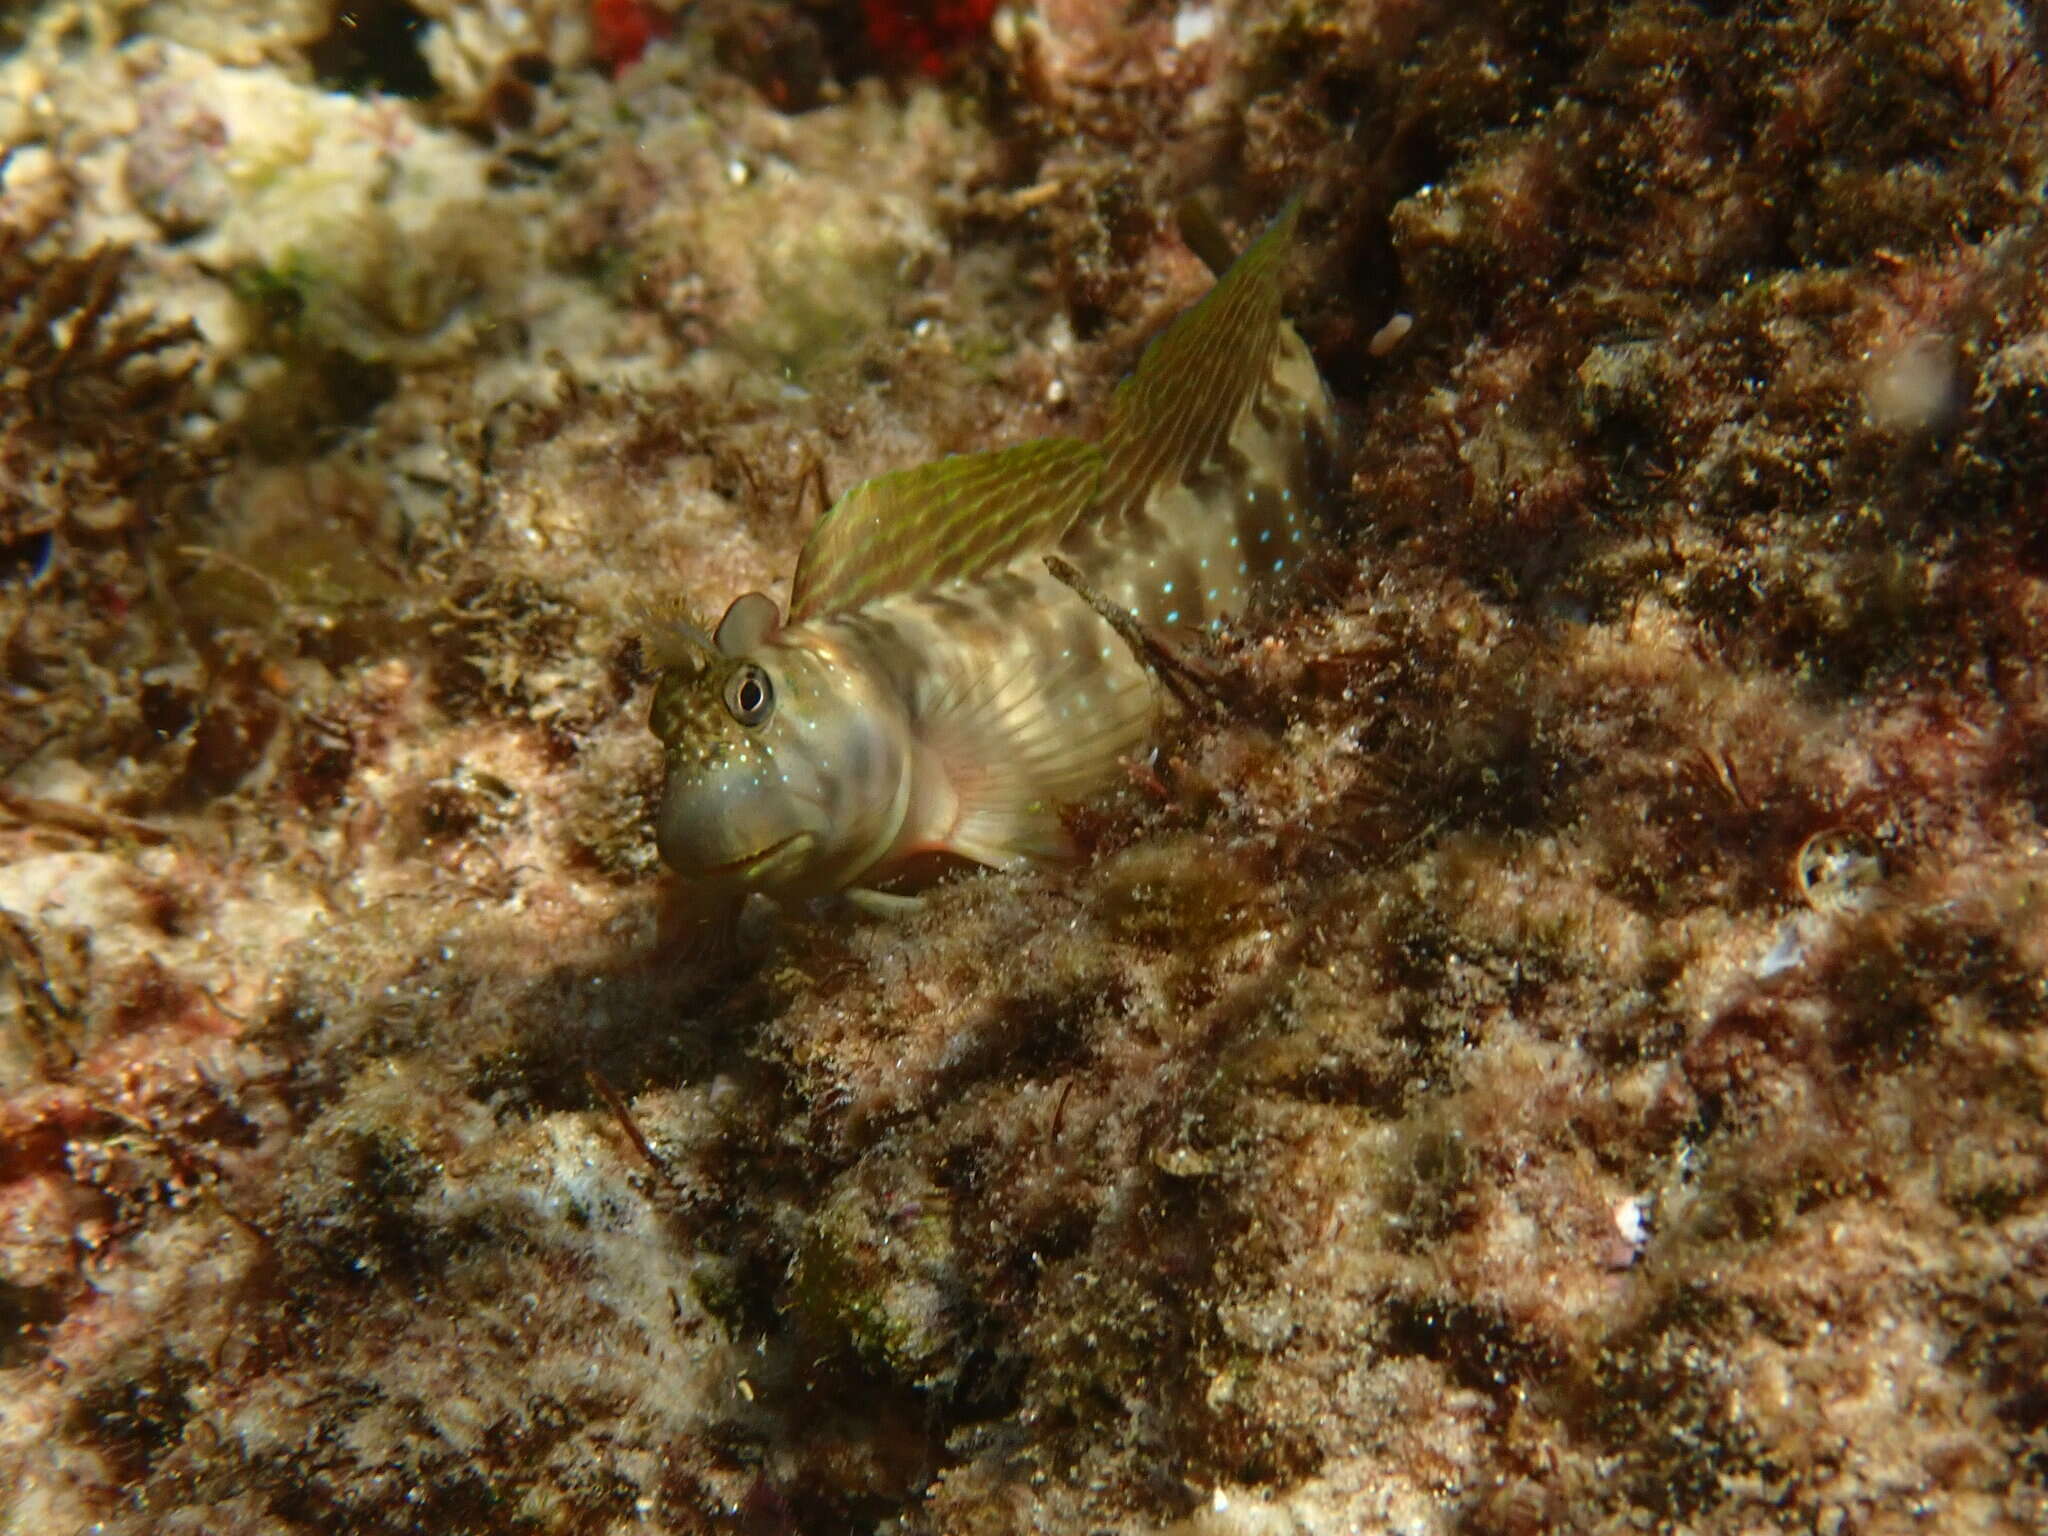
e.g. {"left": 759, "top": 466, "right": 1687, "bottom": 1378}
{"left": 2, "top": 0, "right": 2046, "bottom": 1532}
{"left": 794, "top": 1153, "right": 962, "bottom": 1382}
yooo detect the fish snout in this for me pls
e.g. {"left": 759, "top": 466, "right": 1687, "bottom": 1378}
{"left": 655, "top": 767, "right": 824, "bottom": 896}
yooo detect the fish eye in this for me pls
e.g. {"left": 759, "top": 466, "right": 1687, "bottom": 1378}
{"left": 723, "top": 663, "right": 774, "bottom": 727}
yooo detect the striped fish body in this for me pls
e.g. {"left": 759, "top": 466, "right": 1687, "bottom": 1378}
{"left": 650, "top": 204, "right": 1333, "bottom": 907}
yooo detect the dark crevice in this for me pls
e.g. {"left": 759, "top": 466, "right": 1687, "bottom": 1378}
{"left": 310, "top": 1, "right": 439, "bottom": 100}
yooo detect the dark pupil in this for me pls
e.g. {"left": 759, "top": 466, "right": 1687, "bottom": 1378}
{"left": 738, "top": 677, "right": 763, "bottom": 714}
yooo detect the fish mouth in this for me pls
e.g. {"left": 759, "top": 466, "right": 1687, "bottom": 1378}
{"left": 699, "top": 833, "right": 811, "bottom": 882}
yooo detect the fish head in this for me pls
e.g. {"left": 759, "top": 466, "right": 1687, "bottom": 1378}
{"left": 649, "top": 592, "right": 912, "bottom": 904}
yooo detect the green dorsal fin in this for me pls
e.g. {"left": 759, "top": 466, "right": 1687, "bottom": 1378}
{"left": 1090, "top": 197, "right": 1303, "bottom": 529}
{"left": 789, "top": 436, "right": 1103, "bottom": 622}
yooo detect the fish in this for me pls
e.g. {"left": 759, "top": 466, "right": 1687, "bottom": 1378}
{"left": 648, "top": 199, "right": 1334, "bottom": 909}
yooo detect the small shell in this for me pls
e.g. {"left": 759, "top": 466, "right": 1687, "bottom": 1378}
{"left": 1794, "top": 827, "right": 1883, "bottom": 914}
{"left": 1368, "top": 312, "right": 1415, "bottom": 357}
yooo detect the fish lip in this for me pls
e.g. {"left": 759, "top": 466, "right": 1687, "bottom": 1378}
{"left": 699, "top": 833, "right": 808, "bottom": 880}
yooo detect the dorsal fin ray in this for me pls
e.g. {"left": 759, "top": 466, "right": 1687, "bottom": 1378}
{"left": 789, "top": 437, "right": 1103, "bottom": 623}
{"left": 1085, "top": 197, "right": 1304, "bottom": 537}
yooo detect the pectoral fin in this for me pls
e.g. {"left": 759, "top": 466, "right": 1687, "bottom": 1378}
{"left": 907, "top": 613, "right": 1155, "bottom": 870}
